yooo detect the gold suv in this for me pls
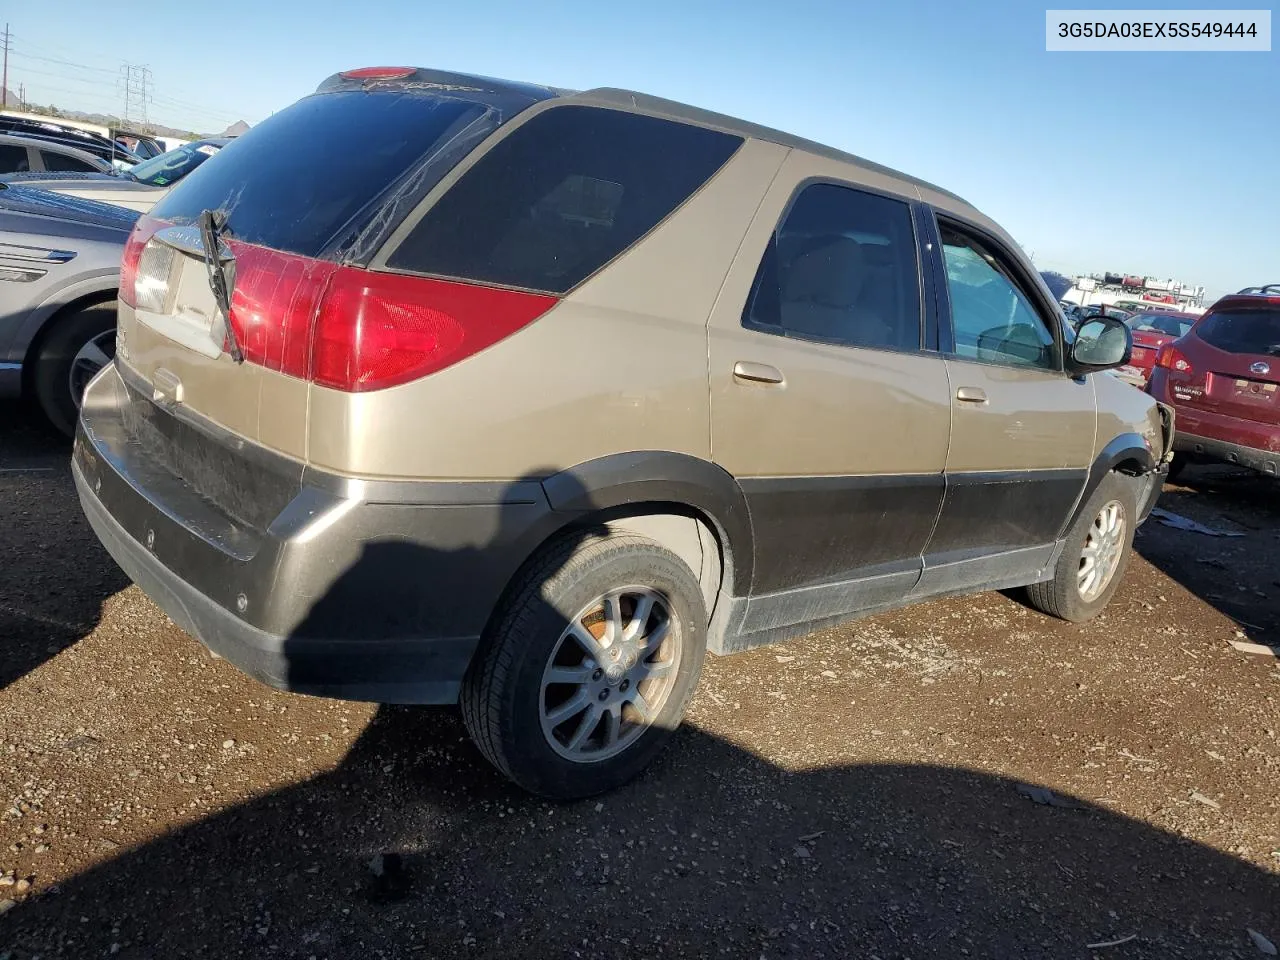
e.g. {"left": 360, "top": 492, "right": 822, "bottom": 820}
{"left": 74, "top": 67, "right": 1174, "bottom": 798}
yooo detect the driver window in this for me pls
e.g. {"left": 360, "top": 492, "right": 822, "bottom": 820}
{"left": 940, "top": 223, "right": 1056, "bottom": 370}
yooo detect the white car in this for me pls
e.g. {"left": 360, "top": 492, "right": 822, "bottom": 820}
{"left": 0, "top": 138, "right": 230, "bottom": 214}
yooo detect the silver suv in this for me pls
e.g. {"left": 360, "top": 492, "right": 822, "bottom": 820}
{"left": 74, "top": 67, "right": 1173, "bottom": 798}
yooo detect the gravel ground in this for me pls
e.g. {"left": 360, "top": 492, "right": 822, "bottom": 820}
{"left": 1, "top": 401, "right": 1277, "bottom": 959}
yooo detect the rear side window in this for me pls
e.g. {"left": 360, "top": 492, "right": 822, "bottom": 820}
{"left": 41, "top": 150, "right": 98, "bottom": 173}
{"left": 1195, "top": 306, "right": 1280, "bottom": 356}
{"left": 742, "top": 182, "right": 922, "bottom": 351}
{"left": 0, "top": 144, "right": 29, "bottom": 173}
{"left": 150, "top": 91, "right": 498, "bottom": 257}
{"left": 386, "top": 106, "right": 742, "bottom": 294}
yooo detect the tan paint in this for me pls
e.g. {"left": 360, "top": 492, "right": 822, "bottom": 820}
{"left": 943, "top": 359, "right": 1096, "bottom": 472}
{"left": 308, "top": 138, "right": 789, "bottom": 479}
{"left": 705, "top": 149, "right": 951, "bottom": 478}
{"left": 1094, "top": 371, "right": 1166, "bottom": 459}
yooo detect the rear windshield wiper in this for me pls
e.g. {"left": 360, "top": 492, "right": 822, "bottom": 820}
{"left": 199, "top": 209, "right": 243, "bottom": 363}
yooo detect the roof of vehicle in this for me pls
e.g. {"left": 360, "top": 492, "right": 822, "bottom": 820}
{"left": 317, "top": 68, "right": 974, "bottom": 211}
{"left": 0, "top": 132, "right": 112, "bottom": 170}
{"left": 1237, "top": 283, "right": 1280, "bottom": 296}
{"left": 1210, "top": 292, "right": 1280, "bottom": 311}
{"left": 0, "top": 182, "right": 141, "bottom": 233}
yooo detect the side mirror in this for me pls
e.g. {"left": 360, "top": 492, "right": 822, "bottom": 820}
{"left": 1069, "top": 316, "right": 1132, "bottom": 373}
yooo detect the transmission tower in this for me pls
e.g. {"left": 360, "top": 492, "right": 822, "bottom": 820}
{"left": 118, "top": 63, "right": 152, "bottom": 130}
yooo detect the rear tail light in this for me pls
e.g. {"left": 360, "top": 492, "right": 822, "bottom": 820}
{"left": 118, "top": 215, "right": 164, "bottom": 308}
{"left": 224, "top": 241, "right": 557, "bottom": 392}
{"left": 1155, "top": 344, "right": 1194, "bottom": 374}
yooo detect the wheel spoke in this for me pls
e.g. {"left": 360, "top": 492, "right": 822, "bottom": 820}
{"left": 76, "top": 339, "right": 112, "bottom": 371}
{"left": 623, "top": 594, "right": 655, "bottom": 643}
{"left": 641, "top": 619, "right": 670, "bottom": 655}
{"left": 603, "top": 594, "right": 624, "bottom": 648}
{"left": 567, "top": 702, "right": 601, "bottom": 750}
{"left": 601, "top": 703, "right": 621, "bottom": 747}
{"left": 638, "top": 658, "right": 674, "bottom": 681}
{"left": 544, "top": 691, "right": 589, "bottom": 727}
{"left": 544, "top": 664, "right": 593, "bottom": 686}
{"left": 567, "top": 622, "right": 607, "bottom": 661}
{"left": 627, "top": 690, "right": 653, "bottom": 723}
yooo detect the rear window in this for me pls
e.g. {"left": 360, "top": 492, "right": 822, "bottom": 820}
{"left": 1195, "top": 306, "right": 1280, "bottom": 356}
{"left": 149, "top": 91, "right": 498, "bottom": 258}
{"left": 1128, "top": 313, "right": 1193, "bottom": 337}
{"left": 386, "top": 106, "right": 742, "bottom": 294}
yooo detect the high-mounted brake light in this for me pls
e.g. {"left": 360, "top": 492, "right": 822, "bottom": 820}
{"left": 1155, "top": 344, "right": 1194, "bottom": 374}
{"left": 223, "top": 241, "right": 558, "bottom": 392}
{"left": 339, "top": 66, "right": 416, "bottom": 81}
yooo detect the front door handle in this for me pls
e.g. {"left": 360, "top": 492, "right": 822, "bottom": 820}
{"left": 955, "top": 386, "right": 988, "bottom": 404}
{"left": 733, "top": 361, "right": 785, "bottom": 385}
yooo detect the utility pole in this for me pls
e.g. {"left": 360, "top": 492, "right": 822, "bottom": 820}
{"left": 2, "top": 24, "right": 11, "bottom": 111}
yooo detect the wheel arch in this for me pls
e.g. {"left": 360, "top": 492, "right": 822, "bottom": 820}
{"left": 1062, "top": 432, "right": 1156, "bottom": 534}
{"left": 20, "top": 288, "right": 119, "bottom": 394}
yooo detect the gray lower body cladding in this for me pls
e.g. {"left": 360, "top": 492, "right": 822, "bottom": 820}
{"left": 74, "top": 365, "right": 566, "bottom": 704}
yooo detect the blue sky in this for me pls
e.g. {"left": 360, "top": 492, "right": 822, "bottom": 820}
{"left": 10, "top": 0, "right": 1278, "bottom": 297}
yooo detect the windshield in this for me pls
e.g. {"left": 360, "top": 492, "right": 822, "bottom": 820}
{"left": 1127, "top": 313, "right": 1193, "bottom": 337}
{"left": 128, "top": 143, "right": 220, "bottom": 187}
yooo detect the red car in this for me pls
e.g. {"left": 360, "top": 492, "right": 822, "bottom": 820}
{"left": 1147, "top": 292, "right": 1280, "bottom": 479}
{"left": 1116, "top": 310, "right": 1199, "bottom": 384}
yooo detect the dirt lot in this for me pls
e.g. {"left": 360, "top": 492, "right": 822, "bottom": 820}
{"left": 1, "top": 401, "right": 1277, "bottom": 959}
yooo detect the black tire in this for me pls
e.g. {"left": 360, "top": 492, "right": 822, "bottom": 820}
{"left": 461, "top": 531, "right": 708, "bottom": 799}
{"left": 32, "top": 302, "right": 117, "bottom": 437}
{"left": 1025, "top": 471, "right": 1140, "bottom": 623}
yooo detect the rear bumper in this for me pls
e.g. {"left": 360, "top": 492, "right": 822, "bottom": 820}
{"left": 1174, "top": 432, "right": 1280, "bottom": 478}
{"left": 74, "top": 363, "right": 567, "bottom": 704}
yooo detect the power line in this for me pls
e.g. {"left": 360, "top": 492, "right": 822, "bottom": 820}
{"left": 9, "top": 49, "right": 117, "bottom": 75}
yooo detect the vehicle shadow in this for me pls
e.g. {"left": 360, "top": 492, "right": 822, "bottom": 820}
{"left": 0, "top": 401, "right": 130, "bottom": 690}
{"left": 1134, "top": 463, "right": 1280, "bottom": 644}
{"left": 4, "top": 454, "right": 1277, "bottom": 957}
{"left": 3, "top": 712, "right": 1278, "bottom": 958}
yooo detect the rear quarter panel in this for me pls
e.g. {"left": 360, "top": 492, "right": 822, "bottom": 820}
{"left": 306, "top": 137, "right": 790, "bottom": 479}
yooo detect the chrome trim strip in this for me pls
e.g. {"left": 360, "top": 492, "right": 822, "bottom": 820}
{"left": 153, "top": 224, "right": 232, "bottom": 262}
{"left": 0, "top": 242, "right": 76, "bottom": 264}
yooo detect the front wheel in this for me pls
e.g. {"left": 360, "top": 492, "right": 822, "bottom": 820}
{"left": 1026, "top": 471, "right": 1139, "bottom": 623}
{"left": 461, "top": 531, "right": 707, "bottom": 799}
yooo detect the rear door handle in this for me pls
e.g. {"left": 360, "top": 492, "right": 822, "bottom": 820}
{"left": 955, "top": 386, "right": 988, "bottom": 404}
{"left": 733, "top": 361, "right": 785, "bottom": 385}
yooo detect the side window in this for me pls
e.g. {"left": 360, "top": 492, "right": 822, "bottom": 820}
{"left": 388, "top": 106, "right": 743, "bottom": 294}
{"left": 743, "top": 182, "right": 921, "bottom": 351}
{"left": 41, "top": 150, "right": 98, "bottom": 173}
{"left": 939, "top": 223, "right": 1056, "bottom": 370}
{"left": 0, "top": 144, "right": 30, "bottom": 173}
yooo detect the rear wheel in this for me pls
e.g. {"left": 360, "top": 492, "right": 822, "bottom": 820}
{"left": 1026, "top": 471, "right": 1139, "bottom": 623}
{"left": 32, "top": 302, "right": 117, "bottom": 437}
{"left": 461, "top": 532, "right": 707, "bottom": 799}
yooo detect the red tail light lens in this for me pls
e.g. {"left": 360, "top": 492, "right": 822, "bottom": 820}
{"left": 223, "top": 241, "right": 557, "bottom": 392}
{"left": 312, "top": 271, "right": 557, "bottom": 392}
{"left": 1155, "top": 345, "right": 1194, "bottom": 374}
{"left": 118, "top": 215, "right": 165, "bottom": 308}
